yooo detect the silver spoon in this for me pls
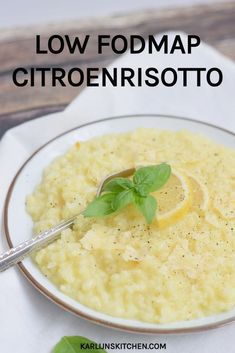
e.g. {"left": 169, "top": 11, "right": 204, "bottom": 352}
{"left": 0, "top": 167, "right": 135, "bottom": 272}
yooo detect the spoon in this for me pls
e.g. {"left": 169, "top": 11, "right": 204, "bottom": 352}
{"left": 0, "top": 167, "right": 135, "bottom": 272}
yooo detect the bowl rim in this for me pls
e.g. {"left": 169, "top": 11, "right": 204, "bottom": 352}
{"left": 3, "top": 113, "right": 235, "bottom": 334}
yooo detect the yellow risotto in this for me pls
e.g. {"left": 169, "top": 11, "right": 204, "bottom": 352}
{"left": 26, "top": 128, "right": 235, "bottom": 323}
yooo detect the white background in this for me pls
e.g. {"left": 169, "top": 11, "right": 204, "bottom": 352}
{"left": 0, "top": 0, "right": 227, "bottom": 29}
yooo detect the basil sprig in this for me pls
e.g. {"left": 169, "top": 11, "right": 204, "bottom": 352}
{"left": 53, "top": 336, "right": 107, "bottom": 353}
{"left": 83, "top": 163, "right": 171, "bottom": 224}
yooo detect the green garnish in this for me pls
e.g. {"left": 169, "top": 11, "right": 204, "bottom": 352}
{"left": 53, "top": 336, "right": 107, "bottom": 353}
{"left": 83, "top": 163, "right": 171, "bottom": 224}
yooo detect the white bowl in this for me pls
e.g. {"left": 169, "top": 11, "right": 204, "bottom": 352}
{"left": 4, "top": 114, "right": 235, "bottom": 334}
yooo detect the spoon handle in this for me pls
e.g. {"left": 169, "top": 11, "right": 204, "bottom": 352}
{"left": 0, "top": 167, "right": 136, "bottom": 273}
{"left": 0, "top": 216, "right": 76, "bottom": 272}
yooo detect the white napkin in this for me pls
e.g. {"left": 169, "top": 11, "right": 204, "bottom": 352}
{"left": 0, "top": 32, "right": 235, "bottom": 353}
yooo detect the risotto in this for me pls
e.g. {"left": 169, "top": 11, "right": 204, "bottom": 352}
{"left": 26, "top": 128, "right": 235, "bottom": 323}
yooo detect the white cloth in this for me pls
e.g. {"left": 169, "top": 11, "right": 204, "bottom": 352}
{"left": 0, "top": 32, "right": 235, "bottom": 353}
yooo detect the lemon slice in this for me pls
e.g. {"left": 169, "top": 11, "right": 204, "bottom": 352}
{"left": 186, "top": 173, "right": 209, "bottom": 213}
{"left": 152, "top": 171, "right": 191, "bottom": 228}
{"left": 184, "top": 173, "right": 223, "bottom": 229}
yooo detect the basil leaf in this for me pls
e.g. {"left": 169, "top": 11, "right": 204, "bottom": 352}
{"left": 134, "top": 184, "right": 151, "bottom": 197}
{"left": 83, "top": 193, "right": 115, "bottom": 217}
{"left": 133, "top": 166, "right": 159, "bottom": 196}
{"left": 103, "top": 177, "right": 133, "bottom": 193}
{"left": 112, "top": 189, "right": 135, "bottom": 211}
{"left": 148, "top": 163, "right": 171, "bottom": 192}
{"left": 134, "top": 164, "right": 171, "bottom": 196}
{"left": 53, "top": 336, "right": 107, "bottom": 353}
{"left": 135, "top": 194, "right": 157, "bottom": 224}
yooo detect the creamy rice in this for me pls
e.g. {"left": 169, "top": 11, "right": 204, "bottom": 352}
{"left": 26, "top": 129, "right": 235, "bottom": 323}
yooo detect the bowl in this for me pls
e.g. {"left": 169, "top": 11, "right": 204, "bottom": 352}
{"left": 4, "top": 114, "right": 235, "bottom": 333}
